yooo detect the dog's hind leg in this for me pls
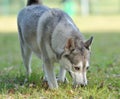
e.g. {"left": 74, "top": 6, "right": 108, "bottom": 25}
{"left": 18, "top": 24, "right": 32, "bottom": 78}
{"left": 20, "top": 44, "right": 32, "bottom": 78}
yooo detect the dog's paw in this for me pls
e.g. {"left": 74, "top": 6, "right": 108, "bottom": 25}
{"left": 42, "top": 80, "right": 49, "bottom": 90}
{"left": 41, "top": 76, "right": 49, "bottom": 89}
{"left": 57, "top": 77, "right": 69, "bottom": 83}
{"left": 64, "top": 77, "right": 69, "bottom": 83}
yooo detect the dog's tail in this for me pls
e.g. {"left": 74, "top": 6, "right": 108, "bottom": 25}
{"left": 27, "top": 0, "right": 42, "bottom": 6}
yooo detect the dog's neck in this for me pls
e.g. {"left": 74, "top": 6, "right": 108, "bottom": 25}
{"left": 51, "top": 17, "right": 84, "bottom": 57}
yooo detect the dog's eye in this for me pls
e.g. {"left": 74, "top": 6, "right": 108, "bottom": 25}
{"left": 64, "top": 54, "right": 69, "bottom": 58}
{"left": 72, "top": 49, "right": 79, "bottom": 54}
{"left": 74, "top": 67, "right": 80, "bottom": 71}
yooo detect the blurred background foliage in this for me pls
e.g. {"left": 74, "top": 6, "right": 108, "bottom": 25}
{"left": 0, "top": 0, "right": 120, "bottom": 33}
{"left": 0, "top": 0, "right": 120, "bottom": 16}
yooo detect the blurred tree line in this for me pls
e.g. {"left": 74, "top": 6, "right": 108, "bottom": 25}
{"left": 0, "top": 0, "right": 120, "bottom": 16}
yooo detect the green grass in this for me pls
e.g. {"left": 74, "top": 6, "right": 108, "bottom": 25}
{"left": 0, "top": 32, "right": 120, "bottom": 99}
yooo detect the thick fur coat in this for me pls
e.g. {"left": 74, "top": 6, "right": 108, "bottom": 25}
{"left": 17, "top": 0, "right": 93, "bottom": 89}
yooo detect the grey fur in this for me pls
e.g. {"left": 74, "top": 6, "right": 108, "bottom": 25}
{"left": 17, "top": 2, "right": 93, "bottom": 89}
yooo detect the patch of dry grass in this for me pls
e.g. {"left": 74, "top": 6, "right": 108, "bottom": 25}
{"left": 0, "top": 16, "right": 17, "bottom": 33}
{"left": 74, "top": 15, "right": 120, "bottom": 33}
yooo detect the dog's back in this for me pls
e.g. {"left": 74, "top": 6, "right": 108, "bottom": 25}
{"left": 17, "top": 1, "right": 49, "bottom": 55}
{"left": 18, "top": 0, "right": 44, "bottom": 36}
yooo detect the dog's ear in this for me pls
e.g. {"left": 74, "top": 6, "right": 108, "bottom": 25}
{"left": 65, "top": 38, "right": 75, "bottom": 51}
{"left": 84, "top": 36, "right": 93, "bottom": 50}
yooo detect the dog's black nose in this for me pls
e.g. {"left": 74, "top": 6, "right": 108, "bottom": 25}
{"left": 81, "top": 84, "right": 85, "bottom": 87}
{"left": 81, "top": 84, "right": 87, "bottom": 87}
{"left": 73, "top": 84, "right": 87, "bottom": 88}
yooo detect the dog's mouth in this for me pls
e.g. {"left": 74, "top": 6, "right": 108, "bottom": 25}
{"left": 68, "top": 71, "right": 87, "bottom": 88}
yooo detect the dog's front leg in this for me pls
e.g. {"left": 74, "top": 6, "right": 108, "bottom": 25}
{"left": 43, "top": 58, "right": 58, "bottom": 89}
{"left": 57, "top": 66, "right": 69, "bottom": 83}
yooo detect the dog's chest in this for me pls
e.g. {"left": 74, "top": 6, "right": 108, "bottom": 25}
{"left": 45, "top": 42, "right": 57, "bottom": 62}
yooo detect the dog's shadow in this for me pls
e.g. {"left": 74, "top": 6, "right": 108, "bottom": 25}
{"left": 0, "top": 71, "right": 72, "bottom": 93}
{"left": 0, "top": 72, "right": 48, "bottom": 93}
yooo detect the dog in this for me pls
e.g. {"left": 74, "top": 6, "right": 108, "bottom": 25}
{"left": 17, "top": 0, "right": 93, "bottom": 89}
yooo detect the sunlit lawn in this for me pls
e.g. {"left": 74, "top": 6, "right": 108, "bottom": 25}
{"left": 0, "top": 15, "right": 120, "bottom": 33}
{"left": 0, "top": 32, "right": 120, "bottom": 99}
{"left": 0, "top": 15, "right": 120, "bottom": 98}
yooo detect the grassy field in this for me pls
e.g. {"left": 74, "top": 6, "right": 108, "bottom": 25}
{"left": 0, "top": 14, "right": 120, "bottom": 99}
{"left": 0, "top": 32, "right": 120, "bottom": 99}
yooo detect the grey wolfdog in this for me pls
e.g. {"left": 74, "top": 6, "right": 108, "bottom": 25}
{"left": 17, "top": 0, "right": 93, "bottom": 89}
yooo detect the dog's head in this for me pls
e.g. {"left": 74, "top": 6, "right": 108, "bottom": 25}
{"left": 59, "top": 36, "right": 93, "bottom": 87}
